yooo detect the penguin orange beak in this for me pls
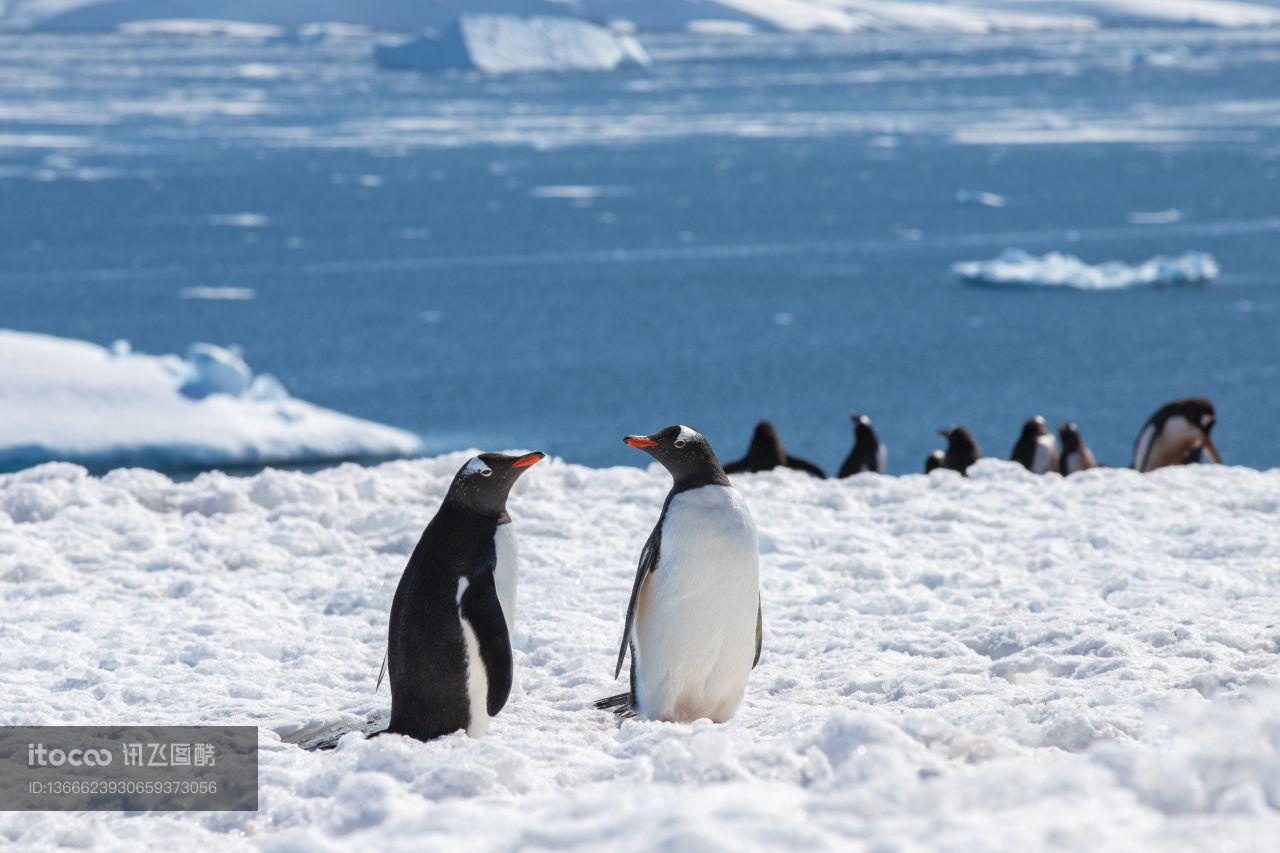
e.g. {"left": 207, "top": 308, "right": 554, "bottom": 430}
{"left": 511, "top": 452, "right": 545, "bottom": 468}
{"left": 624, "top": 435, "right": 658, "bottom": 449}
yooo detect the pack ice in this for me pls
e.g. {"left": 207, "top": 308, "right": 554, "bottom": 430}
{"left": 375, "top": 15, "right": 650, "bottom": 76}
{"left": 953, "top": 249, "right": 1220, "bottom": 290}
{"left": 1, "top": 453, "right": 1277, "bottom": 849}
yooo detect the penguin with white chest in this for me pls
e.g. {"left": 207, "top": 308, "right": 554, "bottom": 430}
{"left": 596, "top": 425, "right": 761, "bottom": 724}
{"left": 1057, "top": 423, "right": 1099, "bottom": 475}
{"left": 1010, "top": 416, "right": 1059, "bottom": 475}
{"left": 1131, "top": 397, "right": 1221, "bottom": 472}
{"left": 381, "top": 451, "right": 544, "bottom": 742}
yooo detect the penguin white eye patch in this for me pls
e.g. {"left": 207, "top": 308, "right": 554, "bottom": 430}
{"left": 675, "top": 425, "right": 700, "bottom": 446}
{"left": 462, "top": 457, "right": 493, "bottom": 477}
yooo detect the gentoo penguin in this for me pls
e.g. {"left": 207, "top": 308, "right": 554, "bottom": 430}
{"left": 722, "top": 421, "right": 826, "bottom": 479}
{"left": 924, "top": 450, "right": 945, "bottom": 473}
{"left": 1131, "top": 397, "right": 1221, "bottom": 472}
{"left": 838, "top": 411, "right": 887, "bottom": 477}
{"left": 596, "top": 425, "right": 761, "bottom": 723}
{"left": 939, "top": 426, "right": 982, "bottom": 474}
{"left": 1010, "top": 416, "right": 1059, "bottom": 475}
{"left": 1058, "top": 423, "right": 1099, "bottom": 475}
{"left": 381, "top": 450, "right": 544, "bottom": 742}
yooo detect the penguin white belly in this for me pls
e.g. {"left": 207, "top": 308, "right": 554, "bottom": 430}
{"left": 1032, "top": 435, "right": 1058, "bottom": 474}
{"left": 493, "top": 523, "right": 518, "bottom": 637}
{"left": 633, "top": 485, "right": 759, "bottom": 724}
{"left": 876, "top": 443, "right": 888, "bottom": 474}
{"left": 456, "top": 578, "right": 491, "bottom": 737}
{"left": 1143, "top": 415, "right": 1200, "bottom": 471}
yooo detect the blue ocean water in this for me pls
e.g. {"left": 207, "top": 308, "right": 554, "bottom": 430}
{"left": 2, "top": 28, "right": 1278, "bottom": 472}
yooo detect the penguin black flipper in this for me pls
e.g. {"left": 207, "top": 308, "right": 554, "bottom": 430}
{"left": 458, "top": 569, "right": 513, "bottom": 718}
{"left": 613, "top": 522, "right": 661, "bottom": 680}
{"left": 783, "top": 455, "right": 827, "bottom": 479}
{"left": 753, "top": 600, "right": 762, "bottom": 668}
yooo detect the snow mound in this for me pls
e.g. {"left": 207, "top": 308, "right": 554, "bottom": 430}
{"left": 0, "top": 330, "right": 423, "bottom": 473}
{"left": 953, "top": 249, "right": 1220, "bottom": 290}
{"left": 375, "top": 15, "right": 650, "bottom": 75}
{"left": 1, "top": 456, "right": 1278, "bottom": 848}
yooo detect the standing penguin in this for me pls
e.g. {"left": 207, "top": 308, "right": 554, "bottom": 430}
{"left": 939, "top": 426, "right": 982, "bottom": 474}
{"left": 381, "top": 451, "right": 544, "bottom": 742}
{"left": 722, "top": 421, "right": 826, "bottom": 479}
{"left": 1010, "top": 416, "right": 1059, "bottom": 475}
{"left": 924, "top": 450, "right": 945, "bottom": 473}
{"left": 1131, "top": 397, "right": 1221, "bottom": 472}
{"left": 838, "top": 411, "right": 887, "bottom": 477}
{"left": 596, "top": 425, "right": 761, "bottom": 723}
{"left": 1058, "top": 423, "right": 1099, "bottom": 475}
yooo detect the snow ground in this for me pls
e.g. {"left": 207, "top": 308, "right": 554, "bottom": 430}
{"left": 1, "top": 454, "right": 1277, "bottom": 849}
{"left": 953, "top": 249, "right": 1219, "bottom": 289}
{"left": 0, "top": 330, "right": 422, "bottom": 473}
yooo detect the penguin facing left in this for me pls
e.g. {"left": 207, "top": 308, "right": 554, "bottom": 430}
{"left": 597, "top": 425, "right": 761, "bottom": 724}
{"left": 838, "top": 412, "right": 887, "bottom": 477}
{"left": 381, "top": 450, "right": 544, "bottom": 742}
{"left": 723, "top": 421, "right": 826, "bottom": 479}
{"left": 1010, "top": 416, "right": 1059, "bottom": 474}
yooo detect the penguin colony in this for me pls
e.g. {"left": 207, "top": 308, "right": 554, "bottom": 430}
{"left": 374, "top": 397, "right": 1223, "bottom": 743}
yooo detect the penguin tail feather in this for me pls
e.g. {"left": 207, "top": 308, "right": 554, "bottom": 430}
{"left": 593, "top": 693, "right": 636, "bottom": 718}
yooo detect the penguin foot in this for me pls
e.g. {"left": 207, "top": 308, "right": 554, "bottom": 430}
{"left": 593, "top": 693, "right": 636, "bottom": 718}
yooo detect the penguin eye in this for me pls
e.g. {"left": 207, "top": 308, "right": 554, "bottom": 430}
{"left": 480, "top": 468, "right": 493, "bottom": 477}
{"left": 673, "top": 439, "right": 686, "bottom": 449}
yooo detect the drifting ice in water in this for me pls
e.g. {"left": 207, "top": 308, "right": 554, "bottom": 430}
{"left": 375, "top": 15, "right": 651, "bottom": 76}
{"left": 953, "top": 249, "right": 1219, "bottom": 290}
{"left": 0, "top": 330, "right": 423, "bottom": 473}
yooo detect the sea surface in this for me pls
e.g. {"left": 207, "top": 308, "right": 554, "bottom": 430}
{"left": 2, "top": 27, "right": 1278, "bottom": 472}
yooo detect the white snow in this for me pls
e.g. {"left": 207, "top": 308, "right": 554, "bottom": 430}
{"left": 0, "top": 330, "right": 422, "bottom": 472}
{"left": 375, "top": 15, "right": 651, "bottom": 76}
{"left": 0, "top": 455, "right": 1278, "bottom": 848}
{"left": 953, "top": 249, "right": 1220, "bottom": 290}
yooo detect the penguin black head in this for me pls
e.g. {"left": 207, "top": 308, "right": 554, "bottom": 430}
{"left": 625, "top": 425, "right": 729, "bottom": 489}
{"left": 924, "top": 450, "right": 945, "bottom": 473}
{"left": 1019, "top": 416, "right": 1050, "bottom": 441}
{"left": 1058, "top": 422, "right": 1083, "bottom": 453}
{"left": 748, "top": 421, "right": 786, "bottom": 461}
{"left": 444, "top": 451, "right": 545, "bottom": 517}
{"left": 849, "top": 411, "right": 877, "bottom": 443}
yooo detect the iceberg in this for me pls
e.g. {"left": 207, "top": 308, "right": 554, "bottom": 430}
{"left": 374, "top": 15, "right": 651, "bottom": 76}
{"left": 953, "top": 249, "right": 1219, "bottom": 290}
{"left": 0, "top": 330, "right": 423, "bottom": 473}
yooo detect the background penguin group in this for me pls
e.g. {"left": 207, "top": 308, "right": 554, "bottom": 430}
{"left": 367, "top": 397, "right": 1224, "bottom": 745}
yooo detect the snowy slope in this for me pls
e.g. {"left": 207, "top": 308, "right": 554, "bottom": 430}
{"left": 7, "top": 0, "right": 1280, "bottom": 32}
{"left": 0, "top": 330, "right": 423, "bottom": 473}
{"left": 1, "top": 454, "right": 1277, "bottom": 848}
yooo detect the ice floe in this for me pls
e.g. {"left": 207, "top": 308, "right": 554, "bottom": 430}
{"left": 0, "top": 455, "right": 1277, "bottom": 848}
{"left": 0, "top": 330, "right": 423, "bottom": 473}
{"left": 375, "top": 15, "right": 651, "bottom": 75}
{"left": 953, "top": 249, "right": 1220, "bottom": 290}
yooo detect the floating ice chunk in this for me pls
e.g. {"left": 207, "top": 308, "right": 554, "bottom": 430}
{"left": 180, "top": 287, "right": 256, "bottom": 301}
{"left": 116, "top": 19, "right": 284, "bottom": 39}
{"left": 210, "top": 213, "right": 268, "bottom": 228}
{"left": 953, "top": 249, "right": 1218, "bottom": 290}
{"left": 955, "top": 189, "right": 1007, "bottom": 208}
{"left": 1127, "top": 209, "right": 1184, "bottom": 225}
{"left": 374, "top": 16, "right": 651, "bottom": 76}
{"left": 0, "top": 330, "right": 421, "bottom": 473}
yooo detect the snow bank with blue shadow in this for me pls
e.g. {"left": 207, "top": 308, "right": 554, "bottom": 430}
{"left": 375, "top": 15, "right": 650, "bottom": 76}
{"left": 0, "top": 330, "right": 423, "bottom": 473}
{"left": 954, "top": 249, "right": 1219, "bottom": 290}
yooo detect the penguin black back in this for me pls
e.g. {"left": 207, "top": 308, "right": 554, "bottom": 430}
{"left": 838, "top": 412, "right": 886, "bottom": 477}
{"left": 384, "top": 451, "right": 543, "bottom": 742}
{"left": 940, "top": 426, "right": 981, "bottom": 475}
{"left": 723, "top": 421, "right": 826, "bottom": 479}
